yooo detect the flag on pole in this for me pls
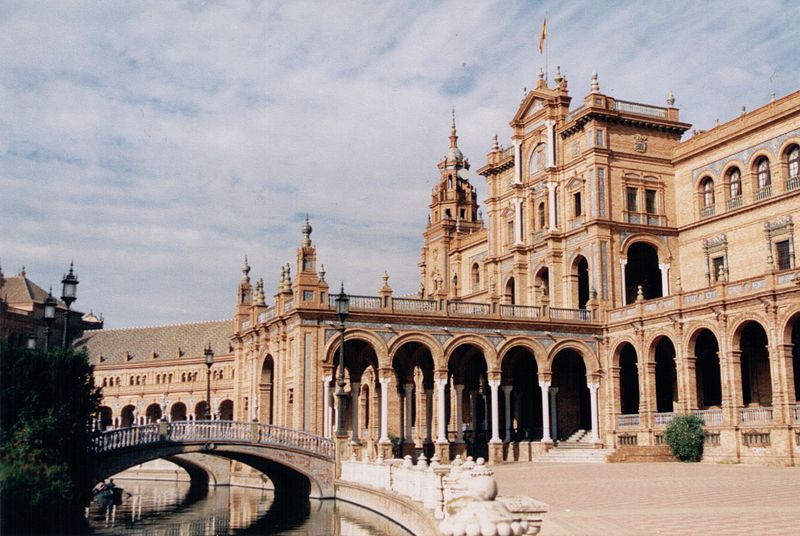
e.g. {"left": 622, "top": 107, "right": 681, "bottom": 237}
{"left": 538, "top": 16, "right": 547, "bottom": 54}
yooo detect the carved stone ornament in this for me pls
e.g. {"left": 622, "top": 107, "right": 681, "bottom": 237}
{"left": 634, "top": 135, "right": 647, "bottom": 153}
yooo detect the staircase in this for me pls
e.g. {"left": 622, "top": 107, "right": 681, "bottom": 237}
{"left": 533, "top": 429, "right": 614, "bottom": 463}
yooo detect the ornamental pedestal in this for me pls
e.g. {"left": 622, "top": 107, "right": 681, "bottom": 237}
{"left": 488, "top": 441, "right": 504, "bottom": 465}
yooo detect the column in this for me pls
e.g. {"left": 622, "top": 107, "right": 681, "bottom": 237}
{"left": 489, "top": 380, "right": 501, "bottom": 443}
{"left": 514, "top": 198, "right": 523, "bottom": 245}
{"left": 379, "top": 376, "right": 391, "bottom": 443}
{"left": 659, "top": 263, "right": 670, "bottom": 295}
{"left": 547, "top": 182, "right": 558, "bottom": 231}
{"left": 588, "top": 382, "right": 600, "bottom": 443}
{"left": 323, "top": 375, "right": 332, "bottom": 438}
{"left": 454, "top": 384, "right": 465, "bottom": 443}
{"left": 470, "top": 392, "right": 478, "bottom": 435}
{"left": 548, "top": 387, "right": 559, "bottom": 440}
{"left": 513, "top": 139, "right": 522, "bottom": 183}
{"left": 620, "top": 258, "right": 628, "bottom": 305}
{"left": 351, "top": 382, "right": 360, "bottom": 444}
{"left": 539, "top": 380, "right": 552, "bottom": 442}
{"left": 424, "top": 388, "right": 433, "bottom": 444}
{"left": 436, "top": 379, "right": 448, "bottom": 443}
{"left": 502, "top": 385, "right": 513, "bottom": 442}
{"left": 404, "top": 383, "right": 414, "bottom": 444}
{"left": 545, "top": 119, "right": 556, "bottom": 168}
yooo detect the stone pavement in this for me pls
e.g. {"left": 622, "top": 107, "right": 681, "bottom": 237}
{"left": 492, "top": 462, "right": 800, "bottom": 535}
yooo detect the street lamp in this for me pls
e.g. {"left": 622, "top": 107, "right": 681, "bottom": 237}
{"left": 60, "top": 261, "right": 79, "bottom": 348}
{"left": 334, "top": 283, "right": 350, "bottom": 438}
{"left": 26, "top": 330, "right": 37, "bottom": 350}
{"left": 43, "top": 287, "right": 57, "bottom": 351}
{"left": 204, "top": 343, "right": 214, "bottom": 420}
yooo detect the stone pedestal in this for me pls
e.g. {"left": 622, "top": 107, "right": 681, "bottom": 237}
{"left": 488, "top": 441, "right": 504, "bottom": 465}
{"left": 377, "top": 440, "right": 393, "bottom": 460}
{"left": 517, "top": 441, "right": 531, "bottom": 462}
{"left": 402, "top": 441, "right": 417, "bottom": 458}
{"left": 452, "top": 441, "right": 468, "bottom": 458}
{"left": 434, "top": 441, "right": 450, "bottom": 463}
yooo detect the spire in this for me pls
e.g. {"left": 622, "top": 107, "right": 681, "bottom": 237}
{"left": 491, "top": 134, "right": 500, "bottom": 151}
{"left": 554, "top": 66, "right": 563, "bottom": 87}
{"left": 301, "top": 214, "right": 312, "bottom": 247}
{"left": 278, "top": 265, "right": 286, "bottom": 291}
{"left": 284, "top": 263, "right": 292, "bottom": 290}
{"left": 319, "top": 264, "right": 326, "bottom": 282}
{"left": 241, "top": 256, "right": 251, "bottom": 284}
{"left": 590, "top": 72, "right": 600, "bottom": 94}
{"left": 450, "top": 107, "right": 458, "bottom": 148}
{"left": 255, "top": 278, "right": 265, "bottom": 305}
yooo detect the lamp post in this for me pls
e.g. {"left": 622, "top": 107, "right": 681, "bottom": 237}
{"left": 43, "top": 288, "right": 57, "bottom": 352}
{"left": 334, "top": 284, "right": 350, "bottom": 438}
{"left": 204, "top": 343, "right": 214, "bottom": 420}
{"left": 60, "top": 262, "right": 79, "bottom": 348}
{"left": 26, "top": 330, "right": 37, "bottom": 350}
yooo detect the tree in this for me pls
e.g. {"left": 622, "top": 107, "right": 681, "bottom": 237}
{"left": 663, "top": 414, "right": 705, "bottom": 462}
{"left": 0, "top": 341, "right": 101, "bottom": 534}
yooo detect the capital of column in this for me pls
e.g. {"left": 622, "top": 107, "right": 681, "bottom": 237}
{"left": 658, "top": 262, "right": 671, "bottom": 271}
{"left": 548, "top": 386, "right": 559, "bottom": 395}
{"left": 538, "top": 380, "right": 552, "bottom": 390}
{"left": 501, "top": 385, "right": 513, "bottom": 394}
{"left": 620, "top": 257, "right": 628, "bottom": 267}
{"left": 454, "top": 383, "right": 465, "bottom": 393}
{"left": 403, "top": 383, "right": 414, "bottom": 394}
{"left": 435, "top": 377, "right": 448, "bottom": 389}
{"left": 488, "top": 379, "right": 501, "bottom": 389}
{"left": 587, "top": 382, "right": 600, "bottom": 392}
{"left": 323, "top": 375, "right": 332, "bottom": 383}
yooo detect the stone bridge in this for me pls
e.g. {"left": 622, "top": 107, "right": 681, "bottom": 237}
{"left": 92, "top": 421, "right": 335, "bottom": 498}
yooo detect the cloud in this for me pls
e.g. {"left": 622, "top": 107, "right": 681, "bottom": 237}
{"left": 1, "top": 0, "right": 797, "bottom": 327}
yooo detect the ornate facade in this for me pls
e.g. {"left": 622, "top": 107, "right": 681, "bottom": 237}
{"left": 77, "top": 70, "right": 800, "bottom": 465}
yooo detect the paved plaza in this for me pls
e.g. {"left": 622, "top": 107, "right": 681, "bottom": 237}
{"left": 492, "top": 462, "right": 800, "bottom": 535}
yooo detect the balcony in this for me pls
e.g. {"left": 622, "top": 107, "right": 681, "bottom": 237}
{"left": 700, "top": 205, "right": 715, "bottom": 218}
{"left": 613, "top": 100, "right": 668, "bottom": 119}
{"left": 654, "top": 412, "right": 675, "bottom": 427}
{"left": 549, "top": 307, "right": 590, "bottom": 321}
{"left": 787, "top": 175, "right": 800, "bottom": 192}
{"left": 617, "top": 414, "right": 640, "bottom": 428}
{"left": 726, "top": 196, "right": 742, "bottom": 210}
{"left": 499, "top": 304, "right": 542, "bottom": 319}
{"left": 625, "top": 211, "right": 666, "bottom": 226}
{"left": 392, "top": 297, "right": 437, "bottom": 313}
{"left": 694, "top": 409, "right": 723, "bottom": 426}
{"left": 755, "top": 185, "right": 772, "bottom": 201}
{"left": 739, "top": 406, "right": 773, "bottom": 424}
{"left": 448, "top": 301, "right": 491, "bottom": 316}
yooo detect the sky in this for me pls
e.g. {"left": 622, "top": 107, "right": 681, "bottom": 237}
{"left": 1, "top": 0, "right": 798, "bottom": 328}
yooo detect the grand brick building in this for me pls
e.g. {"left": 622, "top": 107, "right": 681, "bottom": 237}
{"left": 76, "top": 70, "right": 800, "bottom": 465}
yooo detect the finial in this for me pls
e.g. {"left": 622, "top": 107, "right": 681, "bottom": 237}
{"left": 319, "top": 264, "right": 326, "bottom": 282}
{"left": 449, "top": 107, "right": 458, "bottom": 148}
{"left": 741, "top": 105, "right": 746, "bottom": 115}
{"left": 538, "top": 68, "right": 544, "bottom": 81}
{"left": 491, "top": 134, "right": 499, "bottom": 151}
{"left": 255, "top": 278, "right": 265, "bottom": 305}
{"left": 554, "top": 65, "right": 563, "bottom": 86}
{"left": 382, "top": 271, "right": 389, "bottom": 286}
{"left": 241, "top": 256, "right": 251, "bottom": 283}
{"left": 770, "top": 91, "right": 776, "bottom": 102}
{"left": 714, "top": 118, "right": 719, "bottom": 127}
{"left": 284, "top": 263, "right": 292, "bottom": 289}
{"left": 278, "top": 265, "right": 286, "bottom": 291}
{"left": 636, "top": 285, "right": 644, "bottom": 302}
{"left": 590, "top": 72, "right": 600, "bottom": 94}
{"left": 666, "top": 89, "right": 675, "bottom": 107}
{"left": 20, "top": 265, "right": 26, "bottom": 278}
{"left": 301, "top": 215, "right": 312, "bottom": 247}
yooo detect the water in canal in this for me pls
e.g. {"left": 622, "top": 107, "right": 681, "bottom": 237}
{"left": 87, "top": 479, "right": 413, "bottom": 535}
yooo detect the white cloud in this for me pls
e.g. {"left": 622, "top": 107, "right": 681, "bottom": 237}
{"left": 1, "top": 0, "right": 797, "bottom": 327}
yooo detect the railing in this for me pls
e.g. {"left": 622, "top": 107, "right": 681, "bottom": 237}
{"left": 694, "top": 409, "right": 723, "bottom": 426}
{"left": 257, "top": 307, "right": 276, "bottom": 324}
{"left": 787, "top": 175, "right": 800, "bottom": 192}
{"left": 613, "top": 100, "right": 668, "bottom": 118}
{"left": 726, "top": 196, "right": 743, "bottom": 210}
{"left": 92, "top": 421, "right": 335, "bottom": 459}
{"left": 617, "top": 414, "right": 639, "bottom": 428}
{"left": 502, "top": 146, "right": 514, "bottom": 158}
{"left": 654, "top": 412, "right": 675, "bottom": 426}
{"left": 739, "top": 406, "right": 773, "bottom": 424}
{"left": 549, "top": 307, "right": 590, "bottom": 322}
{"left": 565, "top": 105, "right": 585, "bottom": 123}
{"left": 755, "top": 185, "right": 772, "bottom": 201}
{"left": 393, "top": 297, "right": 437, "bottom": 313}
{"left": 499, "top": 304, "right": 542, "bottom": 319}
{"left": 448, "top": 301, "right": 491, "bottom": 316}
{"left": 349, "top": 295, "right": 382, "bottom": 310}
{"left": 700, "top": 205, "right": 715, "bottom": 218}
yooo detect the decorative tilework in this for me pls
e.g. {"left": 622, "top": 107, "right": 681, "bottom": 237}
{"left": 691, "top": 128, "right": 800, "bottom": 182}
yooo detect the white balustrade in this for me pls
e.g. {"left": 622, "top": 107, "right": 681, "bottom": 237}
{"left": 499, "top": 304, "right": 542, "bottom": 319}
{"left": 694, "top": 409, "right": 723, "bottom": 426}
{"left": 739, "top": 406, "right": 773, "bottom": 424}
{"left": 448, "top": 301, "right": 490, "bottom": 316}
{"left": 617, "top": 414, "right": 640, "bottom": 428}
{"left": 393, "top": 297, "right": 437, "bottom": 313}
{"left": 654, "top": 412, "right": 675, "bottom": 426}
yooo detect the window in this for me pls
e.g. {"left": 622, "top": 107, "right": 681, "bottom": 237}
{"left": 756, "top": 157, "right": 771, "bottom": 188}
{"left": 538, "top": 202, "right": 546, "bottom": 229}
{"left": 702, "top": 178, "right": 715, "bottom": 207}
{"left": 574, "top": 192, "right": 582, "bottom": 216}
{"left": 627, "top": 187, "right": 638, "bottom": 212}
{"left": 471, "top": 263, "right": 480, "bottom": 290}
{"left": 788, "top": 145, "right": 800, "bottom": 178}
{"left": 712, "top": 256, "right": 725, "bottom": 282}
{"left": 596, "top": 130, "right": 604, "bottom": 147}
{"left": 776, "top": 240, "right": 791, "bottom": 271}
{"left": 728, "top": 168, "right": 742, "bottom": 198}
{"left": 645, "top": 189, "right": 657, "bottom": 214}
{"left": 303, "top": 290, "right": 314, "bottom": 301}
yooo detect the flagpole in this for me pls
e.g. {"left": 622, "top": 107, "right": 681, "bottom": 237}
{"left": 545, "top": 11, "right": 549, "bottom": 83}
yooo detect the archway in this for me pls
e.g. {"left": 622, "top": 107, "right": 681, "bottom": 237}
{"left": 195, "top": 401, "right": 210, "bottom": 420}
{"left": 259, "top": 355, "right": 274, "bottom": 424}
{"left": 331, "top": 338, "right": 380, "bottom": 446}
{"left": 693, "top": 329, "right": 721, "bottom": 408}
{"left": 573, "top": 256, "right": 590, "bottom": 309}
{"left": 535, "top": 267, "right": 549, "bottom": 303}
{"left": 392, "top": 341, "right": 435, "bottom": 456}
{"left": 625, "top": 242, "right": 662, "bottom": 304}
{"left": 98, "top": 406, "right": 113, "bottom": 430}
{"left": 500, "top": 346, "right": 542, "bottom": 441}
{"left": 739, "top": 322, "right": 772, "bottom": 406}
{"left": 145, "top": 403, "right": 162, "bottom": 423}
{"left": 170, "top": 402, "right": 188, "bottom": 422}
{"left": 618, "top": 343, "right": 640, "bottom": 415}
{"left": 219, "top": 400, "right": 234, "bottom": 421}
{"left": 448, "top": 343, "right": 489, "bottom": 457}
{"left": 120, "top": 405, "right": 136, "bottom": 428}
{"left": 504, "top": 277, "right": 516, "bottom": 305}
{"left": 551, "top": 349, "right": 590, "bottom": 440}
{"left": 792, "top": 315, "right": 800, "bottom": 402}
{"left": 654, "top": 337, "right": 678, "bottom": 412}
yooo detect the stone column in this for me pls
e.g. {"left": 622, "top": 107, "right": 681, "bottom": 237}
{"left": 379, "top": 376, "right": 391, "bottom": 443}
{"left": 659, "top": 263, "right": 670, "bottom": 295}
{"left": 470, "top": 392, "right": 478, "bottom": 436}
{"left": 424, "top": 388, "right": 434, "bottom": 444}
{"left": 404, "top": 383, "right": 414, "bottom": 444}
{"left": 539, "top": 380, "right": 552, "bottom": 442}
{"left": 685, "top": 357, "right": 698, "bottom": 411}
{"left": 513, "top": 139, "right": 522, "bottom": 184}
{"left": 620, "top": 258, "right": 628, "bottom": 305}
{"left": 545, "top": 119, "right": 556, "bottom": 168}
{"left": 547, "top": 182, "right": 558, "bottom": 231}
{"left": 502, "top": 385, "right": 513, "bottom": 442}
{"left": 350, "top": 382, "right": 360, "bottom": 444}
{"left": 323, "top": 375, "right": 332, "bottom": 438}
{"left": 489, "top": 380, "right": 501, "bottom": 443}
{"left": 434, "top": 377, "right": 450, "bottom": 461}
{"left": 588, "top": 382, "right": 600, "bottom": 443}
{"left": 514, "top": 198, "right": 523, "bottom": 245}
{"left": 454, "top": 384, "right": 465, "bottom": 443}
{"left": 548, "top": 387, "right": 559, "bottom": 440}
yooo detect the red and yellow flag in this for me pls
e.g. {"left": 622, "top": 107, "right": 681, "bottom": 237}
{"left": 538, "top": 16, "right": 547, "bottom": 54}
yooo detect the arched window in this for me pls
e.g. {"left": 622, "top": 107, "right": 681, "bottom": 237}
{"left": 529, "top": 143, "right": 547, "bottom": 175}
{"left": 471, "top": 263, "right": 480, "bottom": 290}
{"left": 701, "top": 178, "right": 715, "bottom": 207}
{"left": 537, "top": 202, "right": 546, "bottom": 229}
{"left": 756, "top": 157, "right": 771, "bottom": 189}
{"left": 727, "top": 168, "right": 742, "bottom": 198}
{"left": 787, "top": 145, "right": 800, "bottom": 186}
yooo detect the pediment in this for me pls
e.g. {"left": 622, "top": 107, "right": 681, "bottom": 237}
{"left": 565, "top": 175, "right": 585, "bottom": 190}
{"left": 512, "top": 89, "right": 552, "bottom": 124}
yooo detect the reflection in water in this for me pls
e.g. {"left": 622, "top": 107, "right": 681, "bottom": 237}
{"left": 87, "top": 479, "right": 412, "bottom": 535}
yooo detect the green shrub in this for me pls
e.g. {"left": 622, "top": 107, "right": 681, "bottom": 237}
{"left": 663, "top": 414, "right": 705, "bottom": 462}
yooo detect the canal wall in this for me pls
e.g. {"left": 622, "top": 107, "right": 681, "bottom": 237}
{"left": 336, "top": 480, "right": 439, "bottom": 536}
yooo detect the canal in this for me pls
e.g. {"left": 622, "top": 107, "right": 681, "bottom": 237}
{"left": 87, "top": 479, "right": 413, "bottom": 535}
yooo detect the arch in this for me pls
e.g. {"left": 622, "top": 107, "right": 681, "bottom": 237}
{"left": 534, "top": 265, "right": 550, "bottom": 301}
{"left": 98, "top": 406, "right": 113, "bottom": 430}
{"left": 782, "top": 309, "right": 800, "bottom": 403}
{"left": 615, "top": 342, "right": 640, "bottom": 415}
{"left": 624, "top": 241, "right": 663, "bottom": 304}
{"left": 529, "top": 142, "right": 547, "bottom": 176}
{"left": 144, "top": 403, "right": 161, "bottom": 423}
{"left": 323, "top": 329, "right": 389, "bottom": 369}
{"left": 736, "top": 320, "right": 772, "bottom": 407}
{"left": 724, "top": 165, "right": 743, "bottom": 199}
{"left": 218, "top": 399, "right": 234, "bottom": 421}
{"left": 690, "top": 328, "right": 722, "bottom": 409}
{"left": 749, "top": 152, "right": 773, "bottom": 190}
{"left": 388, "top": 333, "right": 445, "bottom": 371}
{"left": 170, "top": 402, "right": 187, "bottom": 422}
{"left": 571, "top": 255, "right": 590, "bottom": 309}
{"left": 195, "top": 401, "right": 210, "bottom": 420}
{"left": 504, "top": 276, "right": 516, "bottom": 305}
{"left": 499, "top": 344, "right": 542, "bottom": 441}
{"left": 444, "top": 335, "right": 497, "bottom": 371}
{"left": 471, "top": 262, "right": 480, "bottom": 291}
{"left": 550, "top": 348, "right": 590, "bottom": 439}
{"left": 259, "top": 354, "right": 275, "bottom": 424}
{"left": 651, "top": 336, "right": 678, "bottom": 412}
{"left": 784, "top": 142, "right": 800, "bottom": 183}
{"left": 120, "top": 404, "right": 136, "bottom": 428}
{"left": 545, "top": 340, "right": 600, "bottom": 374}
{"left": 700, "top": 176, "right": 715, "bottom": 208}
{"left": 537, "top": 201, "right": 546, "bottom": 230}
{"left": 497, "top": 337, "right": 548, "bottom": 372}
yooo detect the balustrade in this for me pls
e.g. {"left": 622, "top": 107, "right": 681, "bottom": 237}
{"left": 738, "top": 406, "right": 773, "bottom": 424}
{"left": 393, "top": 297, "right": 437, "bottom": 313}
{"left": 549, "top": 307, "right": 590, "bottom": 322}
{"left": 447, "top": 301, "right": 490, "bottom": 316}
{"left": 755, "top": 185, "right": 772, "bottom": 201}
{"left": 787, "top": 175, "right": 800, "bottom": 192}
{"left": 617, "top": 414, "right": 639, "bottom": 428}
{"left": 613, "top": 100, "right": 668, "bottom": 118}
{"left": 694, "top": 409, "right": 723, "bottom": 426}
{"left": 499, "top": 304, "right": 542, "bottom": 319}
{"left": 654, "top": 412, "right": 675, "bottom": 426}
